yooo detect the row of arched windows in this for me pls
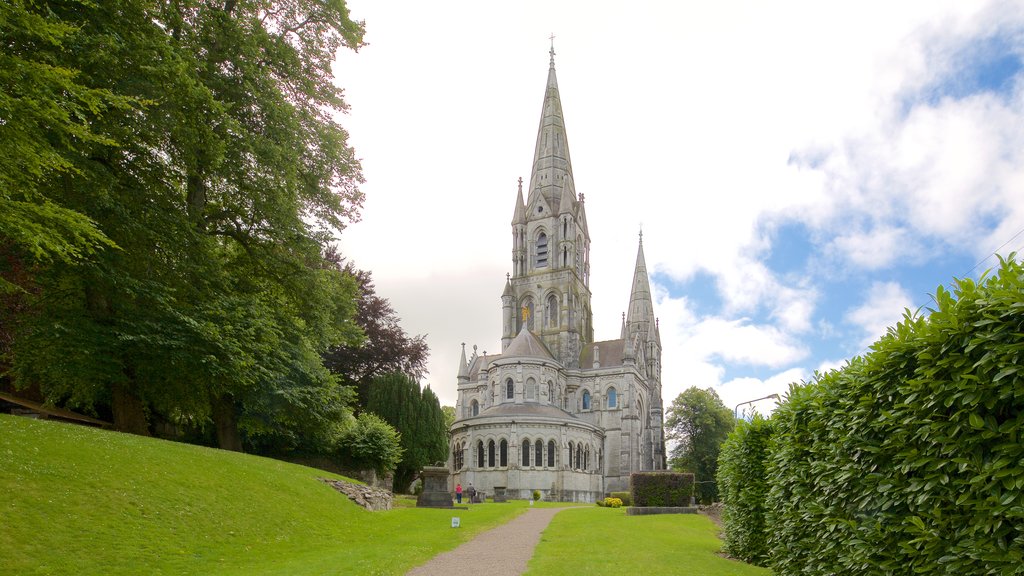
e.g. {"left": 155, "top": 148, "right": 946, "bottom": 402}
{"left": 581, "top": 387, "right": 617, "bottom": 410}
{"left": 465, "top": 385, "right": 619, "bottom": 417}
{"left": 452, "top": 438, "right": 596, "bottom": 471}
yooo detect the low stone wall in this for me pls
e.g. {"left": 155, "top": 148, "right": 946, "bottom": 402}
{"left": 625, "top": 506, "right": 698, "bottom": 516}
{"left": 320, "top": 478, "right": 393, "bottom": 511}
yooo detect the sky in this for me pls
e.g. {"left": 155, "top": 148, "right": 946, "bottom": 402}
{"left": 332, "top": 0, "right": 1024, "bottom": 417}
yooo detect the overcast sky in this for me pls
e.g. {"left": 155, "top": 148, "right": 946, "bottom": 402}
{"left": 332, "top": 0, "right": 1024, "bottom": 416}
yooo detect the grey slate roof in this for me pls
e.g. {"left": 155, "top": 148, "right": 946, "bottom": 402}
{"left": 578, "top": 338, "right": 626, "bottom": 368}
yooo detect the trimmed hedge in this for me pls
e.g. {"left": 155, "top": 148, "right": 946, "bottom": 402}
{"left": 630, "top": 472, "right": 694, "bottom": 507}
{"left": 717, "top": 414, "right": 774, "bottom": 567}
{"left": 768, "top": 257, "right": 1024, "bottom": 574}
{"left": 610, "top": 491, "right": 632, "bottom": 506}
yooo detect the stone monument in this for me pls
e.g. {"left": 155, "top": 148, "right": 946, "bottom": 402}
{"left": 416, "top": 466, "right": 454, "bottom": 508}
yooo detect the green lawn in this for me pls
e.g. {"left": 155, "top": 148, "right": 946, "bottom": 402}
{"left": 526, "top": 507, "right": 770, "bottom": 576}
{"left": 0, "top": 415, "right": 523, "bottom": 575}
{"left": 2, "top": 414, "right": 768, "bottom": 575}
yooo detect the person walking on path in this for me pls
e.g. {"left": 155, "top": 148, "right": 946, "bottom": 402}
{"left": 455, "top": 483, "right": 463, "bottom": 504}
{"left": 406, "top": 507, "right": 566, "bottom": 576}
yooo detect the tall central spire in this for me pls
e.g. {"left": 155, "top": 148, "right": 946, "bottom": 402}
{"left": 527, "top": 42, "right": 575, "bottom": 214}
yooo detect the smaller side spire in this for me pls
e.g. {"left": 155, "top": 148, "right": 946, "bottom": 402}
{"left": 620, "top": 312, "right": 626, "bottom": 339}
{"left": 457, "top": 343, "right": 470, "bottom": 382}
{"left": 511, "top": 177, "right": 526, "bottom": 225}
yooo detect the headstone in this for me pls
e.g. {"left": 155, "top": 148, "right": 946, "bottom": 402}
{"left": 493, "top": 486, "right": 507, "bottom": 503}
{"left": 416, "top": 466, "right": 454, "bottom": 508}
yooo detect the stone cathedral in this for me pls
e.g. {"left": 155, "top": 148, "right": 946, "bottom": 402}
{"left": 447, "top": 48, "right": 666, "bottom": 502}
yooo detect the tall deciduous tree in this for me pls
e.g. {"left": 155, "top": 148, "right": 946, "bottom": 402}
{"left": 365, "top": 372, "right": 448, "bottom": 492}
{"left": 665, "top": 386, "right": 735, "bottom": 503}
{"left": 3, "top": 0, "right": 367, "bottom": 451}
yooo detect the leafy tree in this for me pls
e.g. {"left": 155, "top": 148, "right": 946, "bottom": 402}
{"left": 322, "top": 252, "right": 429, "bottom": 403}
{"left": 335, "top": 412, "right": 403, "bottom": 476}
{"left": 665, "top": 386, "right": 735, "bottom": 503}
{"left": 2, "top": 0, "right": 367, "bottom": 452}
{"left": 441, "top": 405, "right": 456, "bottom": 431}
{"left": 365, "top": 372, "right": 448, "bottom": 492}
{"left": 0, "top": 0, "right": 124, "bottom": 294}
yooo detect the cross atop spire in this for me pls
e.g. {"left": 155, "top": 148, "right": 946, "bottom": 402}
{"left": 549, "top": 33, "right": 556, "bottom": 67}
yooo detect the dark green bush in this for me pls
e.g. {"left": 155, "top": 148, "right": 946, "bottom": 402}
{"left": 630, "top": 472, "right": 694, "bottom": 507}
{"left": 718, "top": 414, "right": 774, "bottom": 566}
{"left": 768, "top": 257, "right": 1024, "bottom": 575}
{"left": 610, "top": 491, "right": 632, "bottom": 506}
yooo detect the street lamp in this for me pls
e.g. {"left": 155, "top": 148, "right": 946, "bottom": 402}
{"left": 734, "top": 393, "right": 781, "bottom": 419}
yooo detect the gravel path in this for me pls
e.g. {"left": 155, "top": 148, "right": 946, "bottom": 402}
{"left": 405, "top": 507, "right": 566, "bottom": 576}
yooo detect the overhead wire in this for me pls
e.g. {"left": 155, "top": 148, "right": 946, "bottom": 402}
{"left": 963, "top": 224, "right": 1024, "bottom": 277}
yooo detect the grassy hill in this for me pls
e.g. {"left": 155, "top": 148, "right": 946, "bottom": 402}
{"left": 0, "top": 414, "right": 524, "bottom": 575}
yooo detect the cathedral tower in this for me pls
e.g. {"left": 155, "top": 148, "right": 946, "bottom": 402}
{"left": 502, "top": 45, "right": 593, "bottom": 367}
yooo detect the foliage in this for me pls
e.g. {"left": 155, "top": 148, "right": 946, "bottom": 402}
{"left": 597, "top": 497, "right": 624, "bottom": 508}
{"left": 1, "top": 0, "right": 369, "bottom": 451}
{"left": 665, "top": 387, "right": 735, "bottom": 503}
{"left": 335, "top": 412, "right": 403, "bottom": 476}
{"left": 1, "top": 415, "right": 531, "bottom": 575}
{"left": 630, "top": 472, "right": 694, "bottom": 507}
{"left": 533, "top": 489, "right": 541, "bottom": 501}
{"left": 768, "top": 257, "right": 1024, "bottom": 575}
{"left": 442, "top": 405, "right": 456, "bottom": 430}
{"left": 322, "top": 255, "right": 429, "bottom": 401}
{"left": 365, "top": 372, "right": 449, "bottom": 492}
{"left": 610, "top": 491, "right": 633, "bottom": 506}
{"left": 525, "top": 506, "right": 770, "bottom": 576}
{"left": 717, "top": 414, "right": 774, "bottom": 566}
{"left": 0, "top": 0, "right": 126, "bottom": 294}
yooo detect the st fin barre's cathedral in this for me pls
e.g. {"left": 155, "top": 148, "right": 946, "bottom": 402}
{"left": 448, "top": 47, "right": 667, "bottom": 502}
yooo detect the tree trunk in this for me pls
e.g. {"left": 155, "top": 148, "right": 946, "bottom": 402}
{"left": 212, "top": 394, "right": 243, "bottom": 452}
{"left": 112, "top": 382, "right": 150, "bottom": 436}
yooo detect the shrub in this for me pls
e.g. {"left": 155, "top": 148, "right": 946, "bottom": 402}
{"left": 335, "top": 412, "right": 403, "bottom": 475}
{"left": 630, "top": 472, "right": 693, "bottom": 507}
{"left": 532, "top": 490, "right": 541, "bottom": 501}
{"left": 768, "top": 257, "right": 1024, "bottom": 575}
{"left": 717, "top": 414, "right": 774, "bottom": 566}
{"left": 602, "top": 497, "right": 623, "bottom": 508}
{"left": 610, "top": 491, "right": 632, "bottom": 506}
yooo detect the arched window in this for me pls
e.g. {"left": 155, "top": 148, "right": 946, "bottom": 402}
{"left": 536, "top": 232, "right": 548, "bottom": 268}
{"left": 585, "top": 446, "right": 590, "bottom": 471}
{"left": 607, "top": 388, "right": 617, "bottom": 408}
{"left": 563, "top": 218, "right": 568, "bottom": 238}
{"left": 535, "top": 439, "right": 543, "bottom": 467}
{"left": 526, "top": 378, "right": 536, "bottom": 400}
{"left": 506, "top": 378, "right": 514, "bottom": 400}
{"left": 562, "top": 246, "right": 568, "bottom": 268}
{"left": 488, "top": 440, "right": 495, "bottom": 468}
{"left": 568, "top": 442, "right": 574, "bottom": 469}
{"left": 471, "top": 399, "right": 480, "bottom": 416}
{"left": 547, "top": 440, "right": 556, "bottom": 467}
{"left": 500, "top": 439, "right": 508, "bottom": 467}
{"left": 582, "top": 390, "right": 591, "bottom": 410}
{"left": 477, "top": 440, "right": 484, "bottom": 468}
{"left": 546, "top": 381, "right": 554, "bottom": 403}
{"left": 576, "top": 444, "right": 583, "bottom": 470}
{"left": 522, "top": 439, "right": 531, "bottom": 466}
{"left": 546, "top": 294, "right": 558, "bottom": 328}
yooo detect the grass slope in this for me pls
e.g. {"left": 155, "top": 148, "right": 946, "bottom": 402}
{"left": 526, "top": 507, "right": 771, "bottom": 576}
{"left": 0, "top": 415, "right": 523, "bottom": 575}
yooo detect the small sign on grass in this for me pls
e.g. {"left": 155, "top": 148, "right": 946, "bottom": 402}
{"left": 451, "top": 517, "right": 460, "bottom": 528}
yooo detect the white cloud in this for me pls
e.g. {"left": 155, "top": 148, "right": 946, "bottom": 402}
{"left": 845, "top": 281, "right": 915, "bottom": 348}
{"left": 331, "top": 0, "right": 1024, "bottom": 412}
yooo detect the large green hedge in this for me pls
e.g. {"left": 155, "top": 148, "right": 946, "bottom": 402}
{"left": 768, "top": 257, "right": 1024, "bottom": 574}
{"left": 630, "top": 472, "right": 694, "bottom": 507}
{"left": 718, "top": 414, "right": 774, "bottom": 566}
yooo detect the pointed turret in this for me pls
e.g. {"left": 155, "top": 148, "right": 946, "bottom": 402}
{"left": 511, "top": 177, "right": 526, "bottom": 225}
{"left": 457, "top": 343, "right": 470, "bottom": 383}
{"left": 527, "top": 44, "right": 575, "bottom": 214}
{"left": 626, "top": 231, "right": 655, "bottom": 338}
{"left": 620, "top": 312, "right": 627, "bottom": 340}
